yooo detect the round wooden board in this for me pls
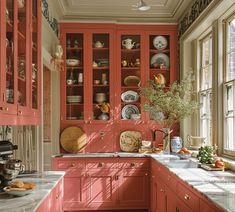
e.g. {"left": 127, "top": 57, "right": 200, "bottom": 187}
{"left": 60, "top": 126, "right": 87, "bottom": 153}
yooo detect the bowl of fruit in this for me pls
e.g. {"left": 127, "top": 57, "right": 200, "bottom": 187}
{"left": 176, "top": 147, "right": 191, "bottom": 159}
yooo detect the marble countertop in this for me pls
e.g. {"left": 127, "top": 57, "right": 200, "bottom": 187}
{"left": 0, "top": 171, "right": 65, "bottom": 212}
{"left": 54, "top": 152, "right": 235, "bottom": 211}
{"left": 151, "top": 155, "right": 235, "bottom": 212}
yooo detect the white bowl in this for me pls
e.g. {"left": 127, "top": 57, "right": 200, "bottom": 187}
{"left": 3, "top": 186, "right": 34, "bottom": 196}
{"left": 66, "top": 59, "right": 80, "bottom": 66}
{"left": 141, "top": 140, "right": 152, "bottom": 148}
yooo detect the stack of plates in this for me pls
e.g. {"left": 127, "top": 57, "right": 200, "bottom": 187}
{"left": 67, "top": 95, "right": 82, "bottom": 103}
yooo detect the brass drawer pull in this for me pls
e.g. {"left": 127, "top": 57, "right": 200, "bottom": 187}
{"left": 70, "top": 163, "right": 76, "bottom": 167}
{"left": 130, "top": 162, "right": 136, "bottom": 167}
{"left": 184, "top": 194, "right": 190, "bottom": 200}
{"left": 98, "top": 162, "right": 104, "bottom": 167}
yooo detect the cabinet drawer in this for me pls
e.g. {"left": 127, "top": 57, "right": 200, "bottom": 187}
{"left": 86, "top": 158, "right": 118, "bottom": 169}
{"left": 57, "top": 160, "right": 86, "bottom": 170}
{"left": 177, "top": 182, "right": 199, "bottom": 211}
{"left": 119, "top": 158, "right": 149, "bottom": 169}
{"left": 161, "top": 167, "right": 177, "bottom": 192}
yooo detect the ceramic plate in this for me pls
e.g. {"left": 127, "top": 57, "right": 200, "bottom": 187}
{"left": 153, "top": 36, "right": 168, "bottom": 50}
{"left": 120, "top": 131, "right": 142, "bottom": 152}
{"left": 121, "top": 104, "right": 139, "bottom": 120}
{"left": 121, "top": 91, "right": 139, "bottom": 103}
{"left": 123, "top": 76, "right": 140, "bottom": 86}
{"left": 150, "top": 53, "right": 169, "bottom": 68}
{"left": 3, "top": 187, "right": 34, "bottom": 197}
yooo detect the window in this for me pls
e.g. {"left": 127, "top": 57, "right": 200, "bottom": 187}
{"left": 224, "top": 17, "right": 235, "bottom": 155}
{"left": 199, "top": 34, "right": 212, "bottom": 145}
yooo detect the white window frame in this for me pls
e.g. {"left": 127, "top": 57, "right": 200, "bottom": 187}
{"left": 198, "top": 34, "right": 213, "bottom": 145}
{"left": 223, "top": 14, "right": 235, "bottom": 157}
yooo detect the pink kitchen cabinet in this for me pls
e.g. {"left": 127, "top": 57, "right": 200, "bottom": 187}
{"left": 36, "top": 178, "right": 63, "bottom": 212}
{"left": 86, "top": 169, "right": 118, "bottom": 210}
{"left": 118, "top": 169, "right": 149, "bottom": 209}
{"left": 0, "top": 0, "right": 41, "bottom": 125}
{"left": 52, "top": 157, "right": 150, "bottom": 211}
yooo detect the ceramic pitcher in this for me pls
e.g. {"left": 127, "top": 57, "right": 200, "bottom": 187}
{"left": 122, "top": 38, "right": 135, "bottom": 49}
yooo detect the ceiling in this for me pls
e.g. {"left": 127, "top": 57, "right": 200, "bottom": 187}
{"left": 54, "top": 0, "right": 193, "bottom": 23}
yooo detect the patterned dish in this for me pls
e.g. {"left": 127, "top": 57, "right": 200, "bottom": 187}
{"left": 150, "top": 53, "right": 169, "bottom": 69}
{"left": 120, "top": 131, "right": 142, "bottom": 152}
{"left": 121, "top": 104, "right": 139, "bottom": 119}
{"left": 153, "top": 36, "right": 168, "bottom": 50}
{"left": 124, "top": 76, "right": 140, "bottom": 86}
{"left": 121, "top": 90, "right": 139, "bottom": 103}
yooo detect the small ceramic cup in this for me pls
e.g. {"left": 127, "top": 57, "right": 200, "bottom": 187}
{"left": 94, "top": 80, "right": 100, "bottom": 85}
{"left": 67, "top": 79, "right": 73, "bottom": 85}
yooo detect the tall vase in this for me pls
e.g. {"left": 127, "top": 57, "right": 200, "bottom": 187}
{"left": 163, "top": 128, "right": 171, "bottom": 153}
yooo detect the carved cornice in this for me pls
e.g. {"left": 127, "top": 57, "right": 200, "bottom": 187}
{"left": 178, "top": 0, "right": 213, "bottom": 37}
{"left": 42, "top": 0, "right": 59, "bottom": 37}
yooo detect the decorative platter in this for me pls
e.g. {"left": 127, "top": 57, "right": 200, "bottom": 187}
{"left": 124, "top": 76, "right": 140, "bottom": 86}
{"left": 120, "top": 131, "right": 142, "bottom": 152}
{"left": 121, "top": 104, "right": 139, "bottom": 120}
{"left": 60, "top": 126, "right": 87, "bottom": 153}
{"left": 121, "top": 90, "right": 139, "bottom": 103}
{"left": 150, "top": 53, "right": 169, "bottom": 69}
{"left": 153, "top": 36, "right": 168, "bottom": 50}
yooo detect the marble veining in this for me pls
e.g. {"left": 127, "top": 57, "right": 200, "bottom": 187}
{"left": 0, "top": 171, "right": 65, "bottom": 212}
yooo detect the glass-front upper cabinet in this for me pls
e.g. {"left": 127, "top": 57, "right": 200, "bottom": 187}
{"left": 120, "top": 34, "right": 141, "bottom": 121}
{"left": 6, "top": 0, "right": 15, "bottom": 105}
{"left": 149, "top": 34, "right": 170, "bottom": 86}
{"left": 17, "top": 0, "right": 27, "bottom": 107}
{"left": 92, "top": 33, "right": 110, "bottom": 121}
{"left": 31, "top": 0, "right": 39, "bottom": 110}
{"left": 65, "top": 33, "right": 84, "bottom": 121}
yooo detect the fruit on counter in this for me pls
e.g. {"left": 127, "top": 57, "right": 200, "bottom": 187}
{"left": 177, "top": 147, "right": 191, "bottom": 154}
{"left": 197, "top": 145, "right": 217, "bottom": 164}
{"left": 214, "top": 159, "right": 224, "bottom": 168}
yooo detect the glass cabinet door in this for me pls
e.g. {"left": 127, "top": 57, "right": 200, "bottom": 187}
{"left": 65, "top": 33, "right": 84, "bottom": 121}
{"left": 6, "top": 0, "right": 15, "bottom": 105}
{"left": 17, "top": 0, "right": 27, "bottom": 107}
{"left": 149, "top": 34, "right": 170, "bottom": 86}
{"left": 92, "top": 33, "right": 110, "bottom": 121}
{"left": 120, "top": 34, "right": 141, "bottom": 121}
{"left": 31, "top": 0, "right": 38, "bottom": 110}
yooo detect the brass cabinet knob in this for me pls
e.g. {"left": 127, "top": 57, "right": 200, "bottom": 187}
{"left": 98, "top": 162, "right": 104, "bottom": 167}
{"left": 184, "top": 194, "right": 190, "bottom": 200}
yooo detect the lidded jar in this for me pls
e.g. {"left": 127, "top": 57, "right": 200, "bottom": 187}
{"left": 170, "top": 136, "right": 183, "bottom": 153}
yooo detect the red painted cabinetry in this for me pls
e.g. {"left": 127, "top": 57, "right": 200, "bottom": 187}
{"left": 60, "top": 23, "right": 178, "bottom": 152}
{"left": 0, "top": 0, "right": 41, "bottom": 125}
{"left": 36, "top": 178, "right": 63, "bottom": 212}
{"left": 150, "top": 159, "right": 223, "bottom": 212}
{"left": 52, "top": 157, "right": 150, "bottom": 211}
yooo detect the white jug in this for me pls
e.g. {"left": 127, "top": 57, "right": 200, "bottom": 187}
{"left": 122, "top": 38, "right": 135, "bottom": 49}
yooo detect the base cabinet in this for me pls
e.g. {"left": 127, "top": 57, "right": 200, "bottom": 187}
{"left": 151, "top": 159, "right": 223, "bottom": 212}
{"left": 119, "top": 169, "right": 149, "bottom": 208}
{"left": 52, "top": 157, "right": 149, "bottom": 211}
{"left": 36, "top": 178, "right": 63, "bottom": 212}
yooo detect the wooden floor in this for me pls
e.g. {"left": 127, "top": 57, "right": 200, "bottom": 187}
{"left": 67, "top": 210, "right": 148, "bottom": 212}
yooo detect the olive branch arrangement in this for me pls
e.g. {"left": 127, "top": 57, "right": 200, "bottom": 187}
{"left": 140, "top": 71, "right": 199, "bottom": 128}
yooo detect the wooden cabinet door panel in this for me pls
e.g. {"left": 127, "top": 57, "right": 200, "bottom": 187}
{"left": 177, "top": 198, "right": 192, "bottom": 212}
{"left": 86, "top": 169, "right": 118, "bottom": 209}
{"left": 63, "top": 176, "right": 86, "bottom": 210}
{"left": 119, "top": 169, "right": 149, "bottom": 208}
{"left": 156, "top": 178, "right": 166, "bottom": 212}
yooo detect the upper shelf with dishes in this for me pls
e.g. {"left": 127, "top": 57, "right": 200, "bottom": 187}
{"left": 65, "top": 33, "right": 84, "bottom": 121}
{"left": 120, "top": 35, "right": 141, "bottom": 121}
{"left": 149, "top": 35, "right": 170, "bottom": 86}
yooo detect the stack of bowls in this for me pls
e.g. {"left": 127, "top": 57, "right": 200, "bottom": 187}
{"left": 95, "top": 93, "right": 106, "bottom": 103}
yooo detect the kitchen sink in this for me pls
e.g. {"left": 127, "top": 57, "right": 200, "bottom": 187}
{"left": 165, "top": 160, "right": 199, "bottom": 168}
